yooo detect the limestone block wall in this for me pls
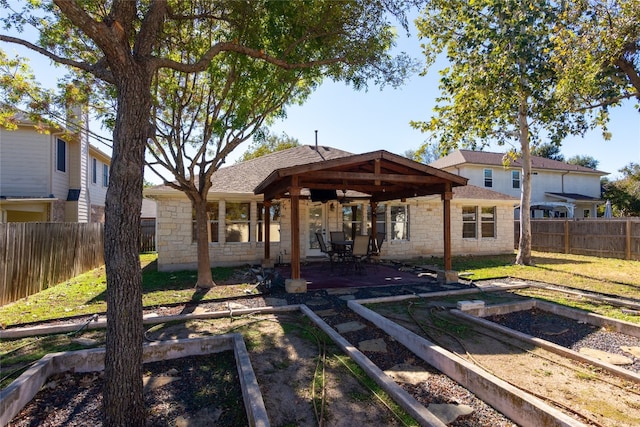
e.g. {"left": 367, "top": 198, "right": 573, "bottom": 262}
{"left": 155, "top": 194, "right": 515, "bottom": 272}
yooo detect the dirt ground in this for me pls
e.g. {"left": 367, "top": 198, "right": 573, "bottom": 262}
{"left": 9, "top": 312, "right": 409, "bottom": 427}
{"left": 371, "top": 300, "right": 640, "bottom": 427}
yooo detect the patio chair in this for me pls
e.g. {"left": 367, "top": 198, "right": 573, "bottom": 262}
{"left": 315, "top": 232, "right": 338, "bottom": 269}
{"left": 369, "top": 232, "right": 385, "bottom": 257}
{"left": 350, "top": 234, "right": 371, "bottom": 273}
{"left": 330, "top": 231, "right": 345, "bottom": 245}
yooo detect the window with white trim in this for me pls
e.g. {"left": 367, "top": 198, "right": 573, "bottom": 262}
{"left": 462, "top": 206, "right": 477, "bottom": 238}
{"left": 192, "top": 202, "right": 219, "bottom": 242}
{"left": 390, "top": 205, "right": 409, "bottom": 240}
{"left": 257, "top": 202, "right": 281, "bottom": 242}
{"left": 56, "top": 139, "right": 66, "bottom": 172}
{"left": 512, "top": 170, "right": 520, "bottom": 189}
{"left": 342, "top": 204, "right": 363, "bottom": 240}
{"left": 481, "top": 206, "right": 496, "bottom": 238}
{"left": 102, "top": 164, "right": 109, "bottom": 187}
{"left": 225, "top": 202, "right": 250, "bottom": 242}
{"left": 483, "top": 169, "right": 493, "bottom": 187}
{"left": 92, "top": 158, "right": 97, "bottom": 184}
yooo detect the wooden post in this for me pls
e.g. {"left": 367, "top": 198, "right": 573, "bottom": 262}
{"left": 442, "top": 185, "right": 453, "bottom": 272}
{"left": 564, "top": 220, "right": 569, "bottom": 254}
{"left": 263, "top": 200, "right": 271, "bottom": 263}
{"left": 289, "top": 182, "right": 301, "bottom": 279}
{"left": 370, "top": 201, "right": 378, "bottom": 237}
{"left": 626, "top": 219, "right": 632, "bottom": 260}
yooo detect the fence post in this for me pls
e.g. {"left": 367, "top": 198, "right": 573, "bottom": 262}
{"left": 564, "top": 220, "right": 569, "bottom": 254}
{"left": 626, "top": 219, "right": 632, "bottom": 260}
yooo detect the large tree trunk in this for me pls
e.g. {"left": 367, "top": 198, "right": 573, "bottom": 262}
{"left": 103, "top": 76, "right": 150, "bottom": 427}
{"left": 515, "top": 95, "right": 533, "bottom": 266}
{"left": 193, "top": 195, "right": 215, "bottom": 288}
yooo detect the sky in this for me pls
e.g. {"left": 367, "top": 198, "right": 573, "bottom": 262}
{"left": 2, "top": 12, "right": 638, "bottom": 183}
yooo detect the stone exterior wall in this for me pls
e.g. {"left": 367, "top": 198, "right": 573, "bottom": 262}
{"left": 52, "top": 200, "right": 66, "bottom": 222}
{"left": 155, "top": 194, "right": 515, "bottom": 272}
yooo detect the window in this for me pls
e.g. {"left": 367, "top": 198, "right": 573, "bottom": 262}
{"left": 192, "top": 202, "right": 219, "bottom": 243}
{"left": 342, "top": 204, "right": 363, "bottom": 239}
{"left": 390, "top": 205, "right": 409, "bottom": 240}
{"left": 483, "top": 169, "right": 493, "bottom": 187}
{"left": 512, "top": 170, "right": 520, "bottom": 189}
{"left": 102, "top": 164, "right": 109, "bottom": 187}
{"left": 462, "top": 206, "right": 477, "bottom": 238}
{"left": 56, "top": 139, "right": 66, "bottom": 172}
{"left": 91, "top": 158, "right": 97, "bottom": 184}
{"left": 481, "top": 206, "right": 496, "bottom": 238}
{"left": 225, "top": 202, "right": 250, "bottom": 242}
{"left": 257, "top": 202, "right": 281, "bottom": 242}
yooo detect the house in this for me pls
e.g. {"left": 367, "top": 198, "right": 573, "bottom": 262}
{"left": 145, "top": 145, "right": 517, "bottom": 272}
{"left": 429, "top": 149, "right": 608, "bottom": 218}
{"left": 0, "top": 113, "right": 110, "bottom": 223}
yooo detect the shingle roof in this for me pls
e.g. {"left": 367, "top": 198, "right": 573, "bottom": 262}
{"left": 429, "top": 149, "right": 607, "bottom": 175}
{"left": 546, "top": 192, "right": 602, "bottom": 202}
{"left": 452, "top": 185, "right": 517, "bottom": 201}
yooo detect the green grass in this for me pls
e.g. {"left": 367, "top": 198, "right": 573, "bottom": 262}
{"left": 0, "top": 253, "right": 256, "bottom": 327}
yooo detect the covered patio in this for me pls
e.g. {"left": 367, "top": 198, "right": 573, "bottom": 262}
{"left": 254, "top": 150, "right": 468, "bottom": 288}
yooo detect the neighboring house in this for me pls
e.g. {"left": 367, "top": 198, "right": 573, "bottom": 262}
{"left": 145, "top": 145, "right": 516, "bottom": 272}
{"left": 429, "top": 149, "right": 607, "bottom": 218}
{"left": 0, "top": 114, "right": 110, "bottom": 223}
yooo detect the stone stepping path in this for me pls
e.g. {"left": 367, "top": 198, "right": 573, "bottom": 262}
{"left": 579, "top": 347, "right": 634, "bottom": 365}
{"left": 358, "top": 338, "right": 387, "bottom": 353}
{"left": 335, "top": 321, "right": 366, "bottom": 334}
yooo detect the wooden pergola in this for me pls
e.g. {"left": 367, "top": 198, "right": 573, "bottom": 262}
{"left": 254, "top": 150, "right": 468, "bottom": 280}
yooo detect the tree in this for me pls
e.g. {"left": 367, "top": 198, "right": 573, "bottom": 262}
{"left": 567, "top": 154, "right": 599, "bottom": 170}
{"left": 237, "top": 129, "right": 300, "bottom": 163}
{"left": 410, "top": 0, "right": 604, "bottom": 265}
{"left": 531, "top": 143, "right": 565, "bottom": 161}
{"left": 0, "top": 1, "right": 416, "bottom": 424}
{"left": 553, "top": 0, "right": 640, "bottom": 113}
{"left": 602, "top": 163, "right": 640, "bottom": 216}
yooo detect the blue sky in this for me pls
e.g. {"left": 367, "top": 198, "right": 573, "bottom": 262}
{"left": 3, "top": 16, "right": 638, "bottom": 182}
{"left": 257, "top": 30, "right": 639, "bottom": 180}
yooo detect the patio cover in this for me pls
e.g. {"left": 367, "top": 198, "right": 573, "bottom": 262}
{"left": 254, "top": 149, "right": 468, "bottom": 279}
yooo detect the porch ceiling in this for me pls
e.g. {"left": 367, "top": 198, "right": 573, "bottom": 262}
{"left": 254, "top": 150, "right": 468, "bottom": 201}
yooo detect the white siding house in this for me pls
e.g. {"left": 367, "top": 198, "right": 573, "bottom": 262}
{"left": 429, "top": 150, "right": 608, "bottom": 218}
{"left": 146, "top": 145, "right": 517, "bottom": 272}
{"left": 0, "top": 116, "right": 110, "bottom": 223}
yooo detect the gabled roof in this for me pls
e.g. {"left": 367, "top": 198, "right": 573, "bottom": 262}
{"left": 212, "top": 145, "right": 354, "bottom": 193}
{"left": 429, "top": 149, "right": 607, "bottom": 175}
{"left": 255, "top": 149, "right": 468, "bottom": 202}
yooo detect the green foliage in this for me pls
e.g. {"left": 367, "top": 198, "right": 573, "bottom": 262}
{"left": 411, "top": 0, "right": 599, "bottom": 153}
{"left": 552, "top": 0, "right": 640, "bottom": 113}
{"left": 567, "top": 154, "right": 599, "bottom": 169}
{"left": 531, "top": 143, "right": 565, "bottom": 161}
{"left": 602, "top": 163, "right": 640, "bottom": 216}
{"left": 237, "top": 129, "right": 300, "bottom": 163}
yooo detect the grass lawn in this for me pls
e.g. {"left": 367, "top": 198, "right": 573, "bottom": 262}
{"left": 0, "top": 253, "right": 257, "bottom": 328}
{"left": 1, "top": 250, "right": 640, "bottom": 390}
{"left": 1, "top": 250, "right": 638, "bottom": 328}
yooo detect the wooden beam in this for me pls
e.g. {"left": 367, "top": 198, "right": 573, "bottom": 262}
{"left": 303, "top": 170, "right": 447, "bottom": 185}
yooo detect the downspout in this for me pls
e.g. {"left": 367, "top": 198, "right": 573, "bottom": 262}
{"left": 561, "top": 170, "right": 569, "bottom": 193}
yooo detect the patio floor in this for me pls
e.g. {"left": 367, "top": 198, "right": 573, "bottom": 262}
{"left": 275, "top": 260, "right": 445, "bottom": 291}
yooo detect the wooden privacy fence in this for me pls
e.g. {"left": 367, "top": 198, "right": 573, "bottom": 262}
{"left": 0, "top": 223, "right": 104, "bottom": 306}
{"left": 515, "top": 218, "right": 640, "bottom": 260}
{"left": 140, "top": 219, "right": 156, "bottom": 252}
